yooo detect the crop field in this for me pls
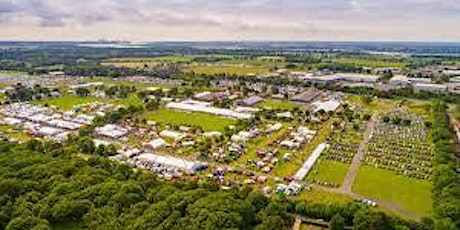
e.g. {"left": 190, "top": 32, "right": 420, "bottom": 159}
{"left": 183, "top": 65, "right": 270, "bottom": 75}
{"left": 218, "top": 58, "right": 285, "bottom": 66}
{"left": 105, "top": 56, "right": 195, "bottom": 63}
{"left": 353, "top": 165, "right": 432, "bottom": 217}
{"left": 142, "top": 109, "right": 237, "bottom": 132}
{"left": 102, "top": 56, "right": 195, "bottom": 68}
{"left": 329, "top": 57, "right": 408, "bottom": 68}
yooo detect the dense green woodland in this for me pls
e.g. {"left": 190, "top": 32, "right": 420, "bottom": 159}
{"left": 0, "top": 140, "right": 425, "bottom": 230}
{"left": 429, "top": 102, "right": 460, "bottom": 229}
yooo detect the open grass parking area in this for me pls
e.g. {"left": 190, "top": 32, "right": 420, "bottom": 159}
{"left": 142, "top": 109, "right": 237, "bottom": 132}
{"left": 353, "top": 165, "right": 432, "bottom": 217}
{"left": 183, "top": 65, "right": 270, "bottom": 75}
{"left": 307, "top": 159, "right": 350, "bottom": 185}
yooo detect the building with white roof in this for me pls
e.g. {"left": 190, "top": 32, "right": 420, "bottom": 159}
{"left": 147, "top": 138, "right": 167, "bottom": 149}
{"left": 95, "top": 124, "right": 128, "bottom": 138}
{"left": 166, "top": 100, "right": 253, "bottom": 119}
{"left": 159, "top": 130, "right": 186, "bottom": 140}
{"left": 137, "top": 153, "right": 207, "bottom": 173}
{"left": 293, "top": 143, "right": 328, "bottom": 181}
{"left": 311, "top": 100, "right": 341, "bottom": 113}
{"left": 413, "top": 83, "right": 448, "bottom": 92}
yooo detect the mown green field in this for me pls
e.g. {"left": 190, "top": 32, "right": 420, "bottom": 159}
{"left": 258, "top": 99, "right": 298, "bottom": 110}
{"left": 307, "top": 159, "right": 350, "bottom": 185}
{"left": 297, "top": 188, "right": 354, "bottom": 206}
{"left": 353, "top": 165, "right": 433, "bottom": 217}
{"left": 183, "top": 65, "right": 270, "bottom": 75}
{"left": 142, "top": 109, "right": 237, "bottom": 132}
{"left": 38, "top": 94, "right": 143, "bottom": 111}
{"left": 38, "top": 94, "right": 102, "bottom": 110}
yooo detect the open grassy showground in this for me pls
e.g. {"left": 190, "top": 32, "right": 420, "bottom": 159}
{"left": 353, "top": 165, "right": 433, "bottom": 217}
{"left": 307, "top": 159, "right": 350, "bottom": 185}
{"left": 142, "top": 109, "right": 237, "bottom": 132}
{"left": 38, "top": 95, "right": 103, "bottom": 110}
{"left": 183, "top": 65, "right": 270, "bottom": 75}
{"left": 38, "top": 94, "right": 143, "bottom": 111}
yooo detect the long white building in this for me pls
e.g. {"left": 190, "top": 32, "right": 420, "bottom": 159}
{"left": 166, "top": 100, "right": 253, "bottom": 119}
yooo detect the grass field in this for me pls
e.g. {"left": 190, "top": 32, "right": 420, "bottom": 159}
{"left": 307, "top": 159, "right": 350, "bottom": 185}
{"left": 218, "top": 58, "right": 285, "bottom": 66}
{"left": 39, "top": 95, "right": 102, "bottom": 110}
{"left": 183, "top": 65, "right": 270, "bottom": 75}
{"left": 300, "top": 224, "right": 327, "bottom": 230}
{"left": 0, "top": 70, "right": 28, "bottom": 76}
{"left": 38, "top": 94, "right": 143, "bottom": 111}
{"left": 297, "top": 188, "right": 354, "bottom": 205}
{"left": 347, "top": 95, "right": 393, "bottom": 112}
{"left": 353, "top": 165, "right": 433, "bottom": 217}
{"left": 258, "top": 99, "right": 299, "bottom": 110}
{"left": 103, "top": 56, "right": 195, "bottom": 69}
{"left": 0, "top": 125, "right": 31, "bottom": 141}
{"left": 112, "top": 94, "right": 144, "bottom": 107}
{"left": 142, "top": 109, "right": 237, "bottom": 132}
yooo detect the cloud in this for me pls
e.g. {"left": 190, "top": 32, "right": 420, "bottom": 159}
{"left": 0, "top": 0, "right": 459, "bottom": 40}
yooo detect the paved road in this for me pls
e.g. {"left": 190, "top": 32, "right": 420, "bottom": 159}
{"left": 339, "top": 113, "right": 377, "bottom": 193}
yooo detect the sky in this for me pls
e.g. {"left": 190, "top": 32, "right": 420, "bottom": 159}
{"left": 0, "top": 0, "right": 459, "bottom": 42}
